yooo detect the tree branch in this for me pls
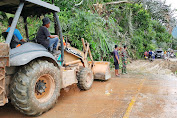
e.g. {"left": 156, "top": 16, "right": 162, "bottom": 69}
{"left": 93, "top": 1, "right": 130, "bottom": 6}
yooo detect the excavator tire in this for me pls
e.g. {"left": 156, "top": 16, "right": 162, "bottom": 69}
{"left": 77, "top": 67, "right": 94, "bottom": 90}
{"left": 10, "top": 60, "right": 61, "bottom": 116}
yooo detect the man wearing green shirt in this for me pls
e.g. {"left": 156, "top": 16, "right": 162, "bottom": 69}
{"left": 121, "top": 45, "right": 128, "bottom": 74}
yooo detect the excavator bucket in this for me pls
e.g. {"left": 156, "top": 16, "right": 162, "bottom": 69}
{"left": 80, "top": 38, "right": 111, "bottom": 80}
{"left": 0, "top": 43, "right": 9, "bottom": 106}
{"left": 91, "top": 61, "right": 111, "bottom": 80}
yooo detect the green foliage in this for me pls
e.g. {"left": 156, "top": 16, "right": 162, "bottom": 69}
{"left": 125, "top": 3, "right": 172, "bottom": 58}
{"left": 0, "top": 0, "right": 175, "bottom": 62}
{"left": 59, "top": 9, "right": 120, "bottom": 60}
{"left": 0, "top": 11, "right": 8, "bottom": 42}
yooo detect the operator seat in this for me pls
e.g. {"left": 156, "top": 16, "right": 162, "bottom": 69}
{"left": 2, "top": 32, "right": 25, "bottom": 49}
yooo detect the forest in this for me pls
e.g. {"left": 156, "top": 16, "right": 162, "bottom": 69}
{"left": 0, "top": 0, "right": 177, "bottom": 62}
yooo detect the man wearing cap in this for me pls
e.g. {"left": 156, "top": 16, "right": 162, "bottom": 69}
{"left": 36, "top": 17, "right": 59, "bottom": 53}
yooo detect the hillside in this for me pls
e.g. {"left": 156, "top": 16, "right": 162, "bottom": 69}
{"left": 0, "top": 0, "right": 176, "bottom": 61}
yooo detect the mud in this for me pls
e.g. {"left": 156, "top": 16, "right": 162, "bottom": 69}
{"left": 128, "top": 59, "right": 177, "bottom": 74}
{"left": 0, "top": 59, "right": 177, "bottom": 118}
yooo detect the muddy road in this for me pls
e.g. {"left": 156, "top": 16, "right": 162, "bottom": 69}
{"left": 0, "top": 60, "right": 177, "bottom": 118}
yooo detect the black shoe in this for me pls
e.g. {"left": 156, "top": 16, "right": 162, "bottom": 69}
{"left": 52, "top": 49, "right": 61, "bottom": 55}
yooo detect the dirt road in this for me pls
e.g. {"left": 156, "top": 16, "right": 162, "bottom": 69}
{"left": 0, "top": 60, "right": 177, "bottom": 118}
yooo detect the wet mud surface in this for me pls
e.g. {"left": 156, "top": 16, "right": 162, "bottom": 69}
{"left": 0, "top": 60, "right": 177, "bottom": 118}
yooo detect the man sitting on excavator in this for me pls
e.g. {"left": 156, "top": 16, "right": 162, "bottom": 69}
{"left": 36, "top": 17, "right": 59, "bottom": 54}
{"left": 6, "top": 17, "right": 26, "bottom": 42}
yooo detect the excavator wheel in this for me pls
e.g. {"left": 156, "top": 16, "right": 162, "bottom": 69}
{"left": 77, "top": 67, "right": 94, "bottom": 90}
{"left": 10, "top": 60, "right": 61, "bottom": 116}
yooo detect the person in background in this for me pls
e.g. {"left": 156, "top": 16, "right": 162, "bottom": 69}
{"left": 164, "top": 51, "right": 167, "bottom": 59}
{"left": 144, "top": 51, "right": 148, "bottom": 60}
{"left": 113, "top": 45, "right": 120, "bottom": 77}
{"left": 36, "top": 17, "right": 59, "bottom": 54}
{"left": 164, "top": 51, "right": 167, "bottom": 55}
{"left": 167, "top": 51, "right": 170, "bottom": 61}
{"left": 152, "top": 50, "right": 155, "bottom": 60}
{"left": 149, "top": 50, "right": 152, "bottom": 59}
{"left": 121, "top": 45, "right": 128, "bottom": 74}
{"left": 6, "top": 17, "right": 26, "bottom": 42}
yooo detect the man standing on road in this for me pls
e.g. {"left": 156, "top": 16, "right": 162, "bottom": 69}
{"left": 113, "top": 45, "right": 120, "bottom": 77}
{"left": 121, "top": 45, "right": 128, "bottom": 74}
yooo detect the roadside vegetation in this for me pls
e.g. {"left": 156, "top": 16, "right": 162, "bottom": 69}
{"left": 0, "top": 0, "right": 177, "bottom": 62}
